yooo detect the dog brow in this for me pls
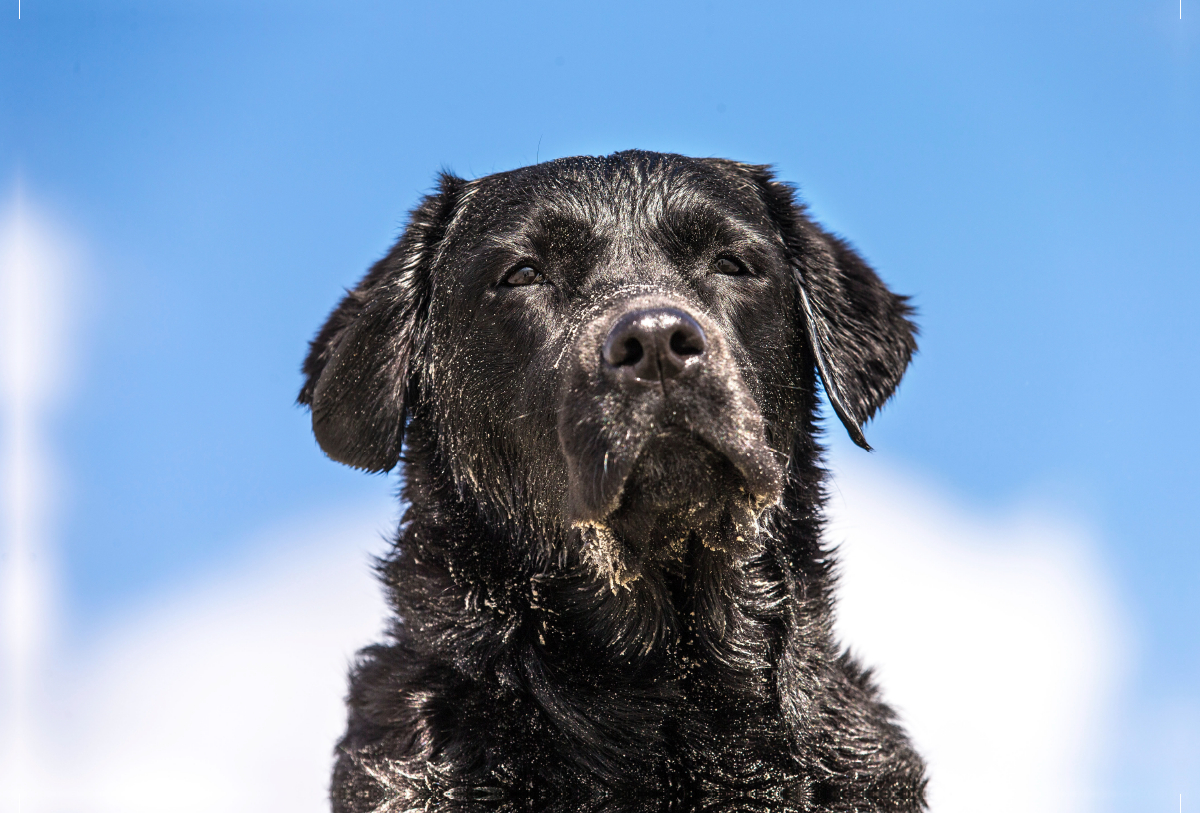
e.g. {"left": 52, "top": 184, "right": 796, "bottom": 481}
{"left": 652, "top": 198, "right": 776, "bottom": 262}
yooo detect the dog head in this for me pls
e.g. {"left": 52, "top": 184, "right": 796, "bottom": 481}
{"left": 300, "top": 152, "right": 916, "bottom": 584}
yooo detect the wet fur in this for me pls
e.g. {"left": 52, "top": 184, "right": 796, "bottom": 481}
{"left": 300, "top": 151, "right": 926, "bottom": 811}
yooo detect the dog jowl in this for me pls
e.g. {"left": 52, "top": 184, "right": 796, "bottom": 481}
{"left": 300, "top": 151, "right": 926, "bottom": 811}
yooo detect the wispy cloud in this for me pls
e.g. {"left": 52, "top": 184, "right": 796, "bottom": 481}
{"left": 0, "top": 189, "right": 76, "bottom": 813}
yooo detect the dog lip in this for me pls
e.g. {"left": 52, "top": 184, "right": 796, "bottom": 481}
{"left": 564, "top": 417, "right": 784, "bottom": 526}
{"left": 691, "top": 424, "right": 785, "bottom": 507}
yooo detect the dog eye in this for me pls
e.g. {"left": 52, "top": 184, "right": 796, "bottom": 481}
{"left": 502, "top": 265, "right": 546, "bottom": 286}
{"left": 713, "top": 257, "right": 749, "bottom": 276}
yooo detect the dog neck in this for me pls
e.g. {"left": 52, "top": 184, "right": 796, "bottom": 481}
{"left": 389, "top": 414, "right": 835, "bottom": 671}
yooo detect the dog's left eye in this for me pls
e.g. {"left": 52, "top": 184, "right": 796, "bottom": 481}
{"left": 713, "top": 257, "right": 749, "bottom": 276}
{"left": 502, "top": 265, "right": 546, "bottom": 286}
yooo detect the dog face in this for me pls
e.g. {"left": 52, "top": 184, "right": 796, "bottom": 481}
{"left": 300, "top": 152, "right": 916, "bottom": 584}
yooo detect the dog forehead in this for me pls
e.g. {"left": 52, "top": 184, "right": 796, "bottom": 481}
{"left": 457, "top": 152, "right": 775, "bottom": 245}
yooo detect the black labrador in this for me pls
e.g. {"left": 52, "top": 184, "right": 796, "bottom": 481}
{"left": 300, "top": 151, "right": 926, "bottom": 812}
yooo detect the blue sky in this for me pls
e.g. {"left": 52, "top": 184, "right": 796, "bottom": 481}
{"left": 2, "top": 1, "right": 1198, "bottom": 810}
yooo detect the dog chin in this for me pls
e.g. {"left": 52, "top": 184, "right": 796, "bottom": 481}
{"left": 571, "top": 433, "right": 779, "bottom": 589}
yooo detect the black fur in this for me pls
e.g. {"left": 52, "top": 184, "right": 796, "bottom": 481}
{"left": 300, "top": 151, "right": 924, "bottom": 812}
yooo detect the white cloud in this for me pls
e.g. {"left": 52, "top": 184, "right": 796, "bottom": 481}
{"left": 29, "top": 507, "right": 394, "bottom": 813}
{"left": 827, "top": 454, "right": 1127, "bottom": 813}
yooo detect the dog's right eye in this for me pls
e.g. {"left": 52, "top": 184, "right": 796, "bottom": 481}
{"left": 713, "top": 257, "right": 750, "bottom": 277}
{"left": 502, "top": 265, "right": 546, "bottom": 287}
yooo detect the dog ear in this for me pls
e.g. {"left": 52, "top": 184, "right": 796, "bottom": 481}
{"left": 297, "top": 173, "right": 464, "bottom": 471}
{"left": 750, "top": 166, "right": 917, "bottom": 451}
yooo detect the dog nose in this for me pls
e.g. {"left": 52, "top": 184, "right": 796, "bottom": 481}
{"left": 602, "top": 307, "right": 707, "bottom": 383}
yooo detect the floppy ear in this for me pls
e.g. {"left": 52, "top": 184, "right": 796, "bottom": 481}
{"left": 297, "top": 173, "right": 464, "bottom": 471}
{"left": 751, "top": 167, "right": 917, "bottom": 451}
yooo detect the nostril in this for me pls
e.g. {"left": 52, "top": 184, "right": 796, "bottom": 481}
{"left": 669, "top": 329, "right": 704, "bottom": 357}
{"left": 603, "top": 329, "right": 645, "bottom": 368}
{"left": 617, "top": 337, "right": 643, "bottom": 367}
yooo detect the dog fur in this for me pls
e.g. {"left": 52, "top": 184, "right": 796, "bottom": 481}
{"left": 299, "top": 151, "right": 926, "bottom": 812}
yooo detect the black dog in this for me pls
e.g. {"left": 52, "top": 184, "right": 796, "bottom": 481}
{"left": 300, "top": 151, "right": 926, "bottom": 812}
